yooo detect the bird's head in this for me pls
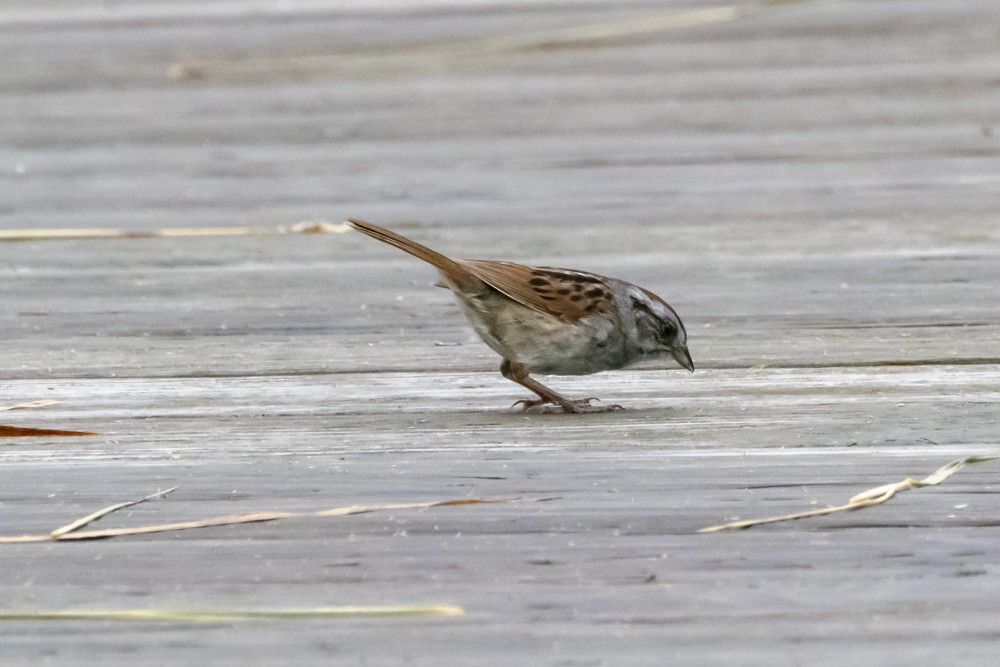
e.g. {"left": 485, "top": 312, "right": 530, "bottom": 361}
{"left": 629, "top": 287, "right": 694, "bottom": 372}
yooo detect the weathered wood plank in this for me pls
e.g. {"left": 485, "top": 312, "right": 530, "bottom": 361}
{"left": 1, "top": 0, "right": 999, "bottom": 665}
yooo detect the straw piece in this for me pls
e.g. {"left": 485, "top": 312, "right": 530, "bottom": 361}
{"left": 0, "top": 425, "right": 98, "bottom": 437}
{"left": 699, "top": 456, "right": 997, "bottom": 533}
{"left": 0, "top": 400, "right": 60, "bottom": 411}
{"left": 0, "top": 605, "right": 464, "bottom": 621}
{"left": 0, "top": 494, "right": 530, "bottom": 543}
{"left": 0, "top": 221, "right": 350, "bottom": 242}
{"left": 50, "top": 487, "right": 179, "bottom": 538}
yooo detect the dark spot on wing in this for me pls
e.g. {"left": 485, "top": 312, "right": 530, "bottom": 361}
{"left": 534, "top": 269, "right": 602, "bottom": 284}
{"left": 585, "top": 288, "right": 607, "bottom": 299}
{"left": 557, "top": 288, "right": 572, "bottom": 295}
{"left": 569, "top": 294, "right": 583, "bottom": 302}
{"left": 528, "top": 277, "right": 550, "bottom": 287}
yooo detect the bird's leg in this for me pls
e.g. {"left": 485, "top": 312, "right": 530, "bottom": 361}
{"left": 500, "top": 360, "right": 622, "bottom": 414}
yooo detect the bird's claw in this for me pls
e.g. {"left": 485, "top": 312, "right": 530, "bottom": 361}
{"left": 512, "top": 397, "right": 624, "bottom": 414}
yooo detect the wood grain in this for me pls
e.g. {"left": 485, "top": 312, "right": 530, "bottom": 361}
{"left": 1, "top": 1, "right": 999, "bottom": 664}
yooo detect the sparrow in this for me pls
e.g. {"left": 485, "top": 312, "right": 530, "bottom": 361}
{"left": 347, "top": 218, "right": 693, "bottom": 413}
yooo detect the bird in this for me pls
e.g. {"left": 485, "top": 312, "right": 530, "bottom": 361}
{"left": 346, "top": 218, "right": 693, "bottom": 413}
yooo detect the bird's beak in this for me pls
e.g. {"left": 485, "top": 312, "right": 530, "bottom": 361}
{"left": 672, "top": 346, "right": 695, "bottom": 373}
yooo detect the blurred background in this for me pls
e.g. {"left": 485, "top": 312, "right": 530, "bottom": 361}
{"left": 2, "top": 0, "right": 996, "bottom": 230}
{"left": 2, "top": 0, "right": 998, "bottom": 376}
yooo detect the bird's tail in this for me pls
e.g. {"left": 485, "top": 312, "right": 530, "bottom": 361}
{"left": 346, "top": 218, "right": 476, "bottom": 290}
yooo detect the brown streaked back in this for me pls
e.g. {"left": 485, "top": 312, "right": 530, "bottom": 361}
{"left": 462, "top": 260, "right": 614, "bottom": 323}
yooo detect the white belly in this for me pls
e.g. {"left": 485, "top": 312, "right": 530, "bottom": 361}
{"left": 454, "top": 292, "right": 630, "bottom": 375}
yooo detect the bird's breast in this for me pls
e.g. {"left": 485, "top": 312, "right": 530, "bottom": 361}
{"left": 454, "top": 291, "right": 630, "bottom": 375}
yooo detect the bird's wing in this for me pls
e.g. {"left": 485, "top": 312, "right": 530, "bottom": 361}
{"left": 461, "top": 260, "right": 615, "bottom": 323}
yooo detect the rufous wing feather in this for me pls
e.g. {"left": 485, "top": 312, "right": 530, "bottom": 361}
{"left": 461, "top": 260, "right": 614, "bottom": 323}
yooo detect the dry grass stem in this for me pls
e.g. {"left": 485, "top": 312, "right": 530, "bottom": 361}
{"left": 0, "top": 493, "right": 532, "bottom": 543}
{"left": 0, "top": 400, "right": 61, "bottom": 411}
{"left": 50, "top": 487, "right": 179, "bottom": 538}
{"left": 0, "top": 605, "right": 465, "bottom": 621}
{"left": 0, "top": 425, "right": 98, "bottom": 437}
{"left": 0, "top": 222, "right": 348, "bottom": 242}
{"left": 699, "top": 456, "right": 997, "bottom": 533}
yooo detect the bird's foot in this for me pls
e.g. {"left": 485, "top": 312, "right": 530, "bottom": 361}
{"left": 512, "top": 397, "right": 624, "bottom": 414}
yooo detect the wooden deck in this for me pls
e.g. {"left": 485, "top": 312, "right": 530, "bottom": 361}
{"left": 2, "top": 0, "right": 999, "bottom": 664}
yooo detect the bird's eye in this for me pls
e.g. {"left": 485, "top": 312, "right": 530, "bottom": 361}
{"left": 660, "top": 322, "right": 677, "bottom": 339}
